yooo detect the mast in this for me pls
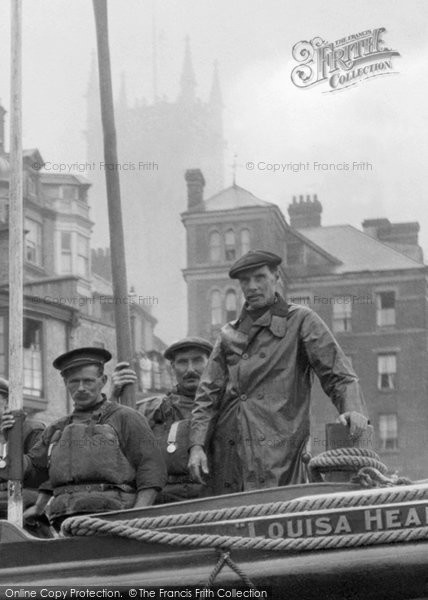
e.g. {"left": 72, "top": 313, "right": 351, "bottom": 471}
{"left": 92, "top": 0, "right": 136, "bottom": 408}
{"left": 8, "top": 0, "right": 24, "bottom": 525}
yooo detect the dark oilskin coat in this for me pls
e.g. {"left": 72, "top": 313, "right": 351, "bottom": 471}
{"left": 190, "top": 297, "right": 367, "bottom": 495}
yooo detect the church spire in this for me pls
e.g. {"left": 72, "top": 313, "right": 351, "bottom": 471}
{"left": 209, "top": 60, "right": 222, "bottom": 107}
{"left": 178, "top": 35, "right": 196, "bottom": 104}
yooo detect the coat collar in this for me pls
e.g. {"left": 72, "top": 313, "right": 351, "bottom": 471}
{"left": 233, "top": 294, "right": 289, "bottom": 338}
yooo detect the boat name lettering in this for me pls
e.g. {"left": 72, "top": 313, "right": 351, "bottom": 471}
{"left": 247, "top": 503, "right": 428, "bottom": 539}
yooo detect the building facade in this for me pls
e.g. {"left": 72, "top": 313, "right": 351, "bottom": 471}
{"left": 0, "top": 104, "right": 171, "bottom": 422}
{"left": 182, "top": 169, "right": 428, "bottom": 480}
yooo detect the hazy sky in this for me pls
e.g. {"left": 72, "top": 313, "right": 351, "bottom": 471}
{"left": 0, "top": 0, "right": 427, "bottom": 342}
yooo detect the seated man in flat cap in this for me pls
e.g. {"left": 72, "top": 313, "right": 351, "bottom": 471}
{"left": 0, "top": 378, "right": 45, "bottom": 519}
{"left": 112, "top": 337, "right": 213, "bottom": 503}
{"left": 1, "top": 347, "right": 167, "bottom": 530}
{"left": 188, "top": 249, "right": 369, "bottom": 495}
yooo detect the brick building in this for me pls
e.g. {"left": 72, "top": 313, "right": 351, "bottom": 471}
{"left": 0, "top": 104, "right": 171, "bottom": 422}
{"left": 182, "top": 169, "right": 428, "bottom": 480}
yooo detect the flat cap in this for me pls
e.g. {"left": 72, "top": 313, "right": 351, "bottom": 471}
{"left": 53, "top": 346, "right": 112, "bottom": 375}
{"left": 0, "top": 378, "right": 8, "bottom": 395}
{"left": 164, "top": 337, "right": 213, "bottom": 361}
{"left": 229, "top": 249, "right": 282, "bottom": 279}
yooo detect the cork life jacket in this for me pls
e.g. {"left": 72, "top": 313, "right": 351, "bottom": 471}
{"left": 48, "top": 401, "right": 135, "bottom": 489}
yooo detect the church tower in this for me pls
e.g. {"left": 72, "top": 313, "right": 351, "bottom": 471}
{"left": 84, "top": 38, "right": 225, "bottom": 341}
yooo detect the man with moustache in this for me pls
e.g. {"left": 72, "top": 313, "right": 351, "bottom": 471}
{"left": 113, "top": 337, "right": 213, "bottom": 503}
{"left": 1, "top": 347, "right": 167, "bottom": 530}
{"left": 188, "top": 250, "right": 369, "bottom": 495}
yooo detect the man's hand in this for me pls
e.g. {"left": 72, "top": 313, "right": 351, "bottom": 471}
{"left": 337, "top": 411, "right": 369, "bottom": 440}
{"left": 23, "top": 492, "right": 50, "bottom": 524}
{"left": 111, "top": 362, "right": 138, "bottom": 398}
{"left": 188, "top": 445, "right": 209, "bottom": 484}
{"left": 134, "top": 488, "right": 158, "bottom": 508}
{"left": 0, "top": 408, "right": 15, "bottom": 438}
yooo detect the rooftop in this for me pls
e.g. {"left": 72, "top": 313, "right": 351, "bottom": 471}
{"left": 203, "top": 183, "right": 274, "bottom": 211}
{"left": 299, "top": 225, "right": 424, "bottom": 273}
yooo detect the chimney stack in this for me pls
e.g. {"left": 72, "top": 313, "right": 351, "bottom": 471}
{"left": 185, "top": 169, "right": 205, "bottom": 211}
{"left": 288, "top": 194, "right": 322, "bottom": 228}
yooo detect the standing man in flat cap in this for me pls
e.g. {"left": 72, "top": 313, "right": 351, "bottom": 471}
{"left": 188, "top": 250, "right": 368, "bottom": 495}
{"left": 113, "top": 337, "right": 213, "bottom": 503}
{"left": 1, "top": 347, "right": 167, "bottom": 530}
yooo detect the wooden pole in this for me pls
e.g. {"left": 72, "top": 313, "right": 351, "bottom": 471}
{"left": 92, "top": 0, "right": 135, "bottom": 408}
{"left": 8, "top": 0, "right": 23, "bottom": 525}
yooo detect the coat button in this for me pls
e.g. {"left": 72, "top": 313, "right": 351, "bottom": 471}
{"left": 240, "top": 394, "right": 247, "bottom": 401}
{"left": 228, "top": 439, "right": 235, "bottom": 446}
{"left": 257, "top": 392, "right": 264, "bottom": 399}
{"left": 259, "top": 352, "right": 266, "bottom": 358}
{"left": 259, "top": 478, "right": 265, "bottom": 484}
{"left": 224, "top": 482, "right": 231, "bottom": 488}
{"left": 258, "top": 435, "right": 265, "bottom": 441}
{"left": 242, "top": 353, "right": 249, "bottom": 360}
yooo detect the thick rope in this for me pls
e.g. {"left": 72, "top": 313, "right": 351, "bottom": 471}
{"left": 309, "top": 448, "right": 388, "bottom": 474}
{"left": 352, "top": 467, "right": 413, "bottom": 489}
{"left": 62, "top": 515, "right": 428, "bottom": 554}
{"left": 205, "top": 551, "right": 257, "bottom": 588}
{"left": 62, "top": 484, "right": 428, "bottom": 534}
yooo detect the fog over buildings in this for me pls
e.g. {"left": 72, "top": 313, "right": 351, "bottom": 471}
{"left": 0, "top": 0, "right": 427, "bottom": 341}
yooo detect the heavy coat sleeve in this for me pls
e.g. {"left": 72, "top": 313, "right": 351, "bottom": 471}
{"left": 190, "top": 336, "right": 228, "bottom": 448}
{"left": 300, "top": 309, "right": 368, "bottom": 416}
{"left": 114, "top": 407, "right": 167, "bottom": 491}
{"left": 24, "top": 422, "right": 62, "bottom": 492}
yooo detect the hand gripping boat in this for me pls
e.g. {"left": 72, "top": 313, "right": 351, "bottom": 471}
{"left": 0, "top": 424, "right": 428, "bottom": 600}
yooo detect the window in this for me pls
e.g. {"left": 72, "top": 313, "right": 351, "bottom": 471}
{"left": 210, "top": 290, "right": 222, "bottom": 326}
{"left": 378, "top": 414, "right": 398, "bottom": 451}
{"left": 225, "top": 290, "right": 238, "bottom": 321}
{"left": 209, "top": 231, "right": 221, "bottom": 263}
{"left": 0, "top": 316, "right": 5, "bottom": 376}
{"left": 377, "top": 354, "right": 397, "bottom": 390}
{"left": 61, "top": 231, "right": 72, "bottom": 273}
{"left": 332, "top": 297, "right": 352, "bottom": 332}
{"left": 25, "top": 218, "right": 42, "bottom": 266}
{"left": 225, "top": 229, "right": 236, "bottom": 261}
{"left": 77, "top": 234, "right": 89, "bottom": 277}
{"left": 240, "top": 229, "right": 251, "bottom": 255}
{"left": 23, "top": 319, "right": 42, "bottom": 398}
{"left": 376, "top": 291, "right": 396, "bottom": 327}
{"left": 61, "top": 186, "right": 79, "bottom": 201}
